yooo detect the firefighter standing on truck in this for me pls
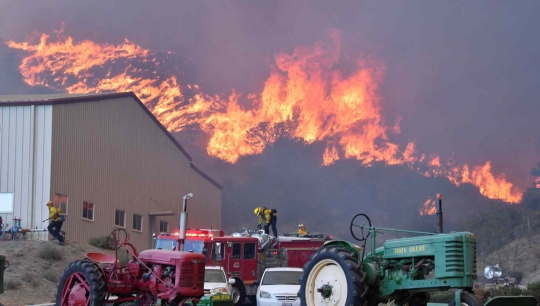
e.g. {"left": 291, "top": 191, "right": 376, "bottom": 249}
{"left": 254, "top": 207, "right": 278, "bottom": 238}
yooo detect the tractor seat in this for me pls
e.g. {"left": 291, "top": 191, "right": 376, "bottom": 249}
{"left": 139, "top": 249, "right": 186, "bottom": 262}
{"left": 86, "top": 252, "right": 118, "bottom": 264}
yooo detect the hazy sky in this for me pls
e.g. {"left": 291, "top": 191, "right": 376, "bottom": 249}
{"left": 1, "top": 0, "right": 539, "bottom": 189}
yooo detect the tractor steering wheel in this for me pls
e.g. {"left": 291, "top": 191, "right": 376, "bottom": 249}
{"left": 106, "top": 228, "right": 128, "bottom": 250}
{"left": 350, "top": 213, "right": 372, "bottom": 242}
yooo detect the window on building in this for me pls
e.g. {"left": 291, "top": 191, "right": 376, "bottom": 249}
{"left": 159, "top": 221, "right": 168, "bottom": 232}
{"left": 133, "top": 214, "right": 143, "bottom": 232}
{"left": 54, "top": 193, "right": 68, "bottom": 215}
{"left": 244, "top": 243, "right": 256, "bottom": 260}
{"left": 82, "top": 201, "right": 94, "bottom": 221}
{"left": 115, "top": 210, "right": 125, "bottom": 227}
{"left": 232, "top": 243, "right": 242, "bottom": 260}
{"left": 0, "top": 193, "right": 14, "bottom": 213}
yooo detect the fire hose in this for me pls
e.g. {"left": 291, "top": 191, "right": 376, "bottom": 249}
{"left": 0, "top": 217, "right": 49, "bottom": 241}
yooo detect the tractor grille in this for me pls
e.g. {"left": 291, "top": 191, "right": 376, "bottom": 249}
{"left": 178, "top": 262, "right": 205, "bottom": 288}
{"left": 276, "top": 295, "right": 298, "bottom": 302}
{"left": 445, "top": 240, "right": 464, "bottom": 273}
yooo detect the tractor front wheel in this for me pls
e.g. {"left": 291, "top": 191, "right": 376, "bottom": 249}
{"left": 56, "top": 260, "right": 106, "bottom": 306}
{"left": 447, "top": 292, "right": 481, "bottom": 306}
{"left": 299, "top": 246, "right": 367, "bottom": 306}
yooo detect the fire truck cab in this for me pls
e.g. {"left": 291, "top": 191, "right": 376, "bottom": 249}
{"left": 153, "top": 228, "right": 331, "bottom": 305}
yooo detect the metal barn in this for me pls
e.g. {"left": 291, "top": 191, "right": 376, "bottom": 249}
{"left": 0, "top": 92, "right": 222, "bottom": 250}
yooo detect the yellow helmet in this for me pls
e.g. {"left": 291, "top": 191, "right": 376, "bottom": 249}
{"left": 298, "top": 224, "right": 305, "bottom": 228}
{"left": 254, "top": 207, "right": 262, "bottom": 215}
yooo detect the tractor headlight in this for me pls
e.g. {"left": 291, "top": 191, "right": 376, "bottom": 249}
{"left": 211, "top": 287, "right": 229, "bottom": 293}
{"left": 259, "top": 290, "right": 272, "bottom": 299}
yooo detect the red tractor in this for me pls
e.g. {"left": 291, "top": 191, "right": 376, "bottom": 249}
{"left": 56, "top": 193, "right": 205, "bottom": 306}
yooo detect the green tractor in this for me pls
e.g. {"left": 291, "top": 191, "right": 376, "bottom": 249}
{"left": 298, "top": 195, "right": 537, "bottom": 306}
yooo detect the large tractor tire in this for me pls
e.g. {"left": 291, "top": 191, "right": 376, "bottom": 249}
{"left": 447, "top": 292, "right": 481, "bottom": 306}
{"left": 56, "top": 260, "right": 106, "bottom": 306}
{"left": 299, "top": 246, "right": 368, "bottom": 306}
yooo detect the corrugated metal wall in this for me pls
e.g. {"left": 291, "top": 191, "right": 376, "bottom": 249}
{"left": 187, "top": 166, "right": 222, "bottom": 230}
{"left": 50, "top": 97, "right": 222, "bottom": 250}
{"left": 0, "top": 105, "right": 52, "bottom": 239}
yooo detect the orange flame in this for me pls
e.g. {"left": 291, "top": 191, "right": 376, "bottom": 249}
{"left": 419, "top": 197, "right": 437, "bottom": 216}
{"left": 6, "top": 28, "right": 523, "bottom": 203}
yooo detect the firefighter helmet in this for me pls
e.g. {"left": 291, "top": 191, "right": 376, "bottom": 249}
{"left": 298, "top": 224, "right": 305, "bottom": 228}
{"left": 254, "top": 207, "right": 262, "bottom": 215}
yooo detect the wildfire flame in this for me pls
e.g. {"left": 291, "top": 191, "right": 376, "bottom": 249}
{"left": 6, "top": 27, "right": 523, "bottom": 203}
{"left": 419, "top": 197, "right": 437, "bottom": 216}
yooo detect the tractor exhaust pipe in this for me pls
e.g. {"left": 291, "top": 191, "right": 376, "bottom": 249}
{"left": 178, "top": 193, "right": 193, "bottom": 252}
{"left": 436, "top": 193, "right": 443, "bottom": 234}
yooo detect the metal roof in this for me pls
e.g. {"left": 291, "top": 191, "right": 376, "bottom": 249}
{"left": 0, "top": 93, "right": 116, "bottom": 102}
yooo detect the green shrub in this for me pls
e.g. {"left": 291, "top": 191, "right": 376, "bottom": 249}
{"left": 37, "top": 244, "right": 63, "bottom": 261}
{"left": 429, "top": 290, "right": 455, "bottom": 303}
{"left": 505, "top": 286, "right": 524, "bottom": 296}
{"left": 88, "top": 236, "right": 110, "bottom": 249}
{"left": 21, "top": 272, "right": 40, "bottom": 288}
{"left": 43, "top": 270, "right": 59, "bottom": 283}
{"left": 524, "top": 280, "right": 540, "bottom": 302}
{"left": 118, "top": 250, "right": 130, "bottom": 266}
{"left": 5, "top": 279, "right": 21, "bottom": 290}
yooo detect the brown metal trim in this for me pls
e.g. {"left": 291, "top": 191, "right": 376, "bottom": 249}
{"left": 0, "top": 92, "right": 194, "bottom": 160}
{"left": 191, "top": 163, "right": 223, "bottom": 190}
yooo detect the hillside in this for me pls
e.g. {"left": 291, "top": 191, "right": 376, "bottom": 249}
{"left": 476, "top": 233, "right": 540, "bottom": 286}
{"left": 0, "top": 239, "right": 118, "bottom": 306}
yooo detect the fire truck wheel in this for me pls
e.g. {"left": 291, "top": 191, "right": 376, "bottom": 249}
{"left": 447, "top": 292, "right": 481, "bottom": 306}
{"left": 56, "top": 260, "right": 106, "bottom": 306}
{"left": 299, "top": 246, "right": 367, "bottom": 306}
{"left": 231, "top": 282, "right": 246, "bottom": 305}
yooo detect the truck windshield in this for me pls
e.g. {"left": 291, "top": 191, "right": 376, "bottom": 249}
{"left": 156, "top": 239, "right": 177, "bottom": 250}
{"left": 156, "top": 239, "right": 208, "bottom": 255}
{"left": 205, "top": 269, "right": 226, "bottom": 283}
{"left": 262, "top": 271, "right": 303, "bottom": 285}
{"left": 185, "top": 240, "right": 208, "bottom": 255}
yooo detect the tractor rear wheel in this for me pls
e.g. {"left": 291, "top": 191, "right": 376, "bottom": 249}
{"left": 299, "top": 246, "right": 367, "bottom": 306}
{"left": 447, "top": 292, "right": 481, "bottom": 306}
{"left": 56, "top": 260, "right": 106, "bottom": 306}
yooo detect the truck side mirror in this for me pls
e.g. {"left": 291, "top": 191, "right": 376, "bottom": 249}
{"left": 228, "top": 278, "right": 236, "bottom": 285}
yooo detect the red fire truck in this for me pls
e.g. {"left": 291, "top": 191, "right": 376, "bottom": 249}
{"left": 153, "top": 228, "right": 332, "bottom": 305}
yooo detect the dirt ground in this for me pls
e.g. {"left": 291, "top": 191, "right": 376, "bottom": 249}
{"left": 0, "top": 239, "right": 116, "bottom": 306}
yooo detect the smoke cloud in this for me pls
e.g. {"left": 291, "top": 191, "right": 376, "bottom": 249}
{"left": 1, "top": 1, "right": 539, "bottom": 236}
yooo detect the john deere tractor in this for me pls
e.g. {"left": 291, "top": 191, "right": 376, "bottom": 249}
{"left": 298, "top": 195, "right": 537, "bottom": 306}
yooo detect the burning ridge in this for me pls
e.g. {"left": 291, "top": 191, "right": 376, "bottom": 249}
{"left": 5, "top": 28, "right": 522, "bottom": 203}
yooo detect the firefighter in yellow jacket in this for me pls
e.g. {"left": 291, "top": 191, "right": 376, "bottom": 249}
{"left": 46, "top": 201, "right": 64, "bottom": 245}
{"left": 254, "top": 207, "right": 278, "bottom": 238}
